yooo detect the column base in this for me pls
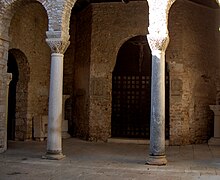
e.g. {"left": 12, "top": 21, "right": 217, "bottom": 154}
{"left": 208, "top": 137, "right": 220, "bottom": 146}
{"left": 42, "top": 152, "right": 65, "bottom": 160}
{"left": 62, "top": 132, "right": 71, "bottom": 139}
{"left": 146, "top": 155, "right": 167, "bottom": 166}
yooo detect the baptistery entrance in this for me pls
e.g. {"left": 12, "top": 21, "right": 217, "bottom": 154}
{"left": 111, "top": 36, "right": 169, "bottom": 139}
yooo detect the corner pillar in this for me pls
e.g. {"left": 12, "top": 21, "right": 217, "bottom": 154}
{"left": 44, "top": 31, "right": 70, "bottom": 160}
{"left": 0, "top": 37, "right": 11, "bottom": 153}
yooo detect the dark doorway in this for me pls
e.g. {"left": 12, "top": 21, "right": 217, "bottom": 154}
{"left": 111, "top": 36, "right": 169, "bottom": 139}
{"left": 7, "top": 52, "right": 19, "bottom": 140}
{"left": 7, "top": 49, "right": 30, "bottom": 141}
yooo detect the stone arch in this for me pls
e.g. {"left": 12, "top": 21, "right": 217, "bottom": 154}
{"left": 44, "top": 0, "right": 76, "bottom": 39}
{"left": 0, "top": 0, "right": 49, "bottom": 39}
{"left": 112, "top": 35, "right": 170, "bottom": 139}
{"left": 111, "top": 4, "right": 149, "bottom": 73}
{"left": 112, "top": 35, "right": 152, "bottom": 139}
{"left": 113, "top": 34, "right": 148, "bottom": 73}
{"left": 168, "top": 0, "right": 219, "bottom": 145}
{"left": 7, "top": 0, "right": 51, "bottom": 142}
{"left": 0, "top": 0, "right": 49, "bottom": 99}
{"left": 7, "top": 48, "right": 30, "bottom": 140}
{"left": 60, "top": 0, "right": 77, "bottom": 35}
{"left": 83, "top": 1, "right": 149, "bottom": 141}
{"left": 1, "top": 0, "right": 49, "bottom": 16}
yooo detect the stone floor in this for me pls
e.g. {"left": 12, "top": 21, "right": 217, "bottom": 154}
{"left": 0, "top": 138, "right": 220, "bottom": 180}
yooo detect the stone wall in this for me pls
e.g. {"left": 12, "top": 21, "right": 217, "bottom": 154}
{"left": 0, "top": 37, "right": 10, "bottom": 152}
{"left": 64, "top": 14, "right": 76, "bottom": 96}
{"left": 78, "top": 0, "right": 219, "bottom": 144}
{"left": 0, "top": 1, "right": 11, "bottom": 150}
{"left": 9, "top": 2, "right": 50, "bottom": 140}
{"left": 71, "top": 7, "right": 92, "bottom": 139}
{"left": 168, "top": 0, "right": 220, "bottom": 144}
{"left": 89, "top": 1, "right": 148, "bottom": 141}
{"left": 8, "top": 49, "right": 30, "bottom": 140}
{"left": 63, "top": 14, "right": 76, "bottom": 136}
{"left": 0, "top": 0, "right": 218, "bottom": 148}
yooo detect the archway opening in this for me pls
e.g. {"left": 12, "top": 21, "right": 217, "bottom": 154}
{"left": 168, "top": 0, "right": 219, "bottom": 144}
{"left": 7, "top": 1, "right": 50, "bottom": 142}
{"left": 7, "top": 52, "right": 18, "bottom": 140}
{"left": 7, "top": 49, "right": 29, "bottom": 141}
{"left": 111, "top": 35, "right": 169, "bottom": 139}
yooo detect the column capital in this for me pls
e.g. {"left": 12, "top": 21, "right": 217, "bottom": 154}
{"left": 147, "top": 34, "right": 169, "bottom": 52}
{"left": 46, "top": 31, "right": 70, "bottom": 54}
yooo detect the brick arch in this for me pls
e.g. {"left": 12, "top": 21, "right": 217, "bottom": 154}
{"left": 113, "top": 34, "right": 148, "bottom": 73}
{"left": 0, "top": 0, "right": 49, "bottom": 40}
{"left": 8, "top": 48, "right": 30, "bottom": 140}
{"left": 60, "top": 0, "right": 77, "bottom": 36}
{"left": 1, "top": 0, "right": 49, "bottom": 18}
{"left": 111, "top": 2, "right": 149, "bottom": 73}
{"left": 46, "top": 0, "right": 77, "bottom": 38}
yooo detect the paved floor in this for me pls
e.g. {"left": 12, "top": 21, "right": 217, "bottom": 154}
{"left": 0, "top": 138, "right": 220, "bottom": 180}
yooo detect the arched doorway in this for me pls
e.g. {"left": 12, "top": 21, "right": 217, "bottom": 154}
{"left": 7, "top": 49, "right": 30, "bottom": 140}
{"left": 7, "top": 1, "right": 50, "bottom": 142}
{"left": 7, "top": 52, "right": 18, "bottom": 140}
{"left": 111, "top": 35, "right": 169, "bottom": 139}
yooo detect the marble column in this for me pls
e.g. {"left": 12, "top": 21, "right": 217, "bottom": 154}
{"left": 44, "top": 31, "right": 70, "bottom": 160}
{"left": 145, "top": 0, "right": 176, "bottom": 165}
{"left": 146, "top": 35, "right": 169, "bottom": 165}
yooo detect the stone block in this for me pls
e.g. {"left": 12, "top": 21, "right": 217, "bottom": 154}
{"left": 33, "top": 115, "right": 48, "bottom": 141}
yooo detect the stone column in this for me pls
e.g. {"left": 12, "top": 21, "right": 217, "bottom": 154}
{"left": 44, "top": 31, "right": 70, "bottom": 160}
{"left": 146, "top": 35, "right": 169, "bottom": 165}
{"left": 146, "top": 0, "right": 176, "bottom": 165}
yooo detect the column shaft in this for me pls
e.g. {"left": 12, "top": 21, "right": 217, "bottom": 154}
{"left": 44, "top": 31, "right": 70, "bottom": 160}
{"left": 145, "top": 0, "right": 175, "bottom": 166}
{"left": 46, "top": 53, "right": 64, "bottom": 159}
{"left": 146, "top": 50, "right": 167, "bottom": 165}
{"left": 150, "top": 50, "right": 165, "bottom": 155}
{"left": 146, "top": 33, "right": 169, "bottom": 165}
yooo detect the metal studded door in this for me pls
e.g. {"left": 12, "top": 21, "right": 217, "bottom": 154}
{"left": 111, "top": 36, "right": 169, "bottom": 139}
